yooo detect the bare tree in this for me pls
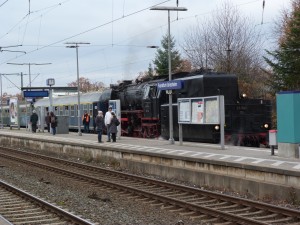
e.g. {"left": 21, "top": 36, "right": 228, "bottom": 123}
{"left": 182, "top": 1, "right": 265, "bottom": 92}
{"left": 68, "top": 77, "right": 106, "bottom": 93}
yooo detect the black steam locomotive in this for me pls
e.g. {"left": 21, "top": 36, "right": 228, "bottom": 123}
{"left": 34, "top": 71, "right": 272, "bottom": 147}
{"left": 102, "top": 71, "right": 272, "bottom": 147}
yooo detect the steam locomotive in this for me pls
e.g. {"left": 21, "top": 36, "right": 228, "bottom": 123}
{"left": 101, "top": 71, "right": 271, "bottom": 146}
{"left": 34, "top": 71, "right": 272, "bottom": 147}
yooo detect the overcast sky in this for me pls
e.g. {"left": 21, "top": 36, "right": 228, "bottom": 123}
{"left": 0, "top": 0, "right": 288, "bottom": 95}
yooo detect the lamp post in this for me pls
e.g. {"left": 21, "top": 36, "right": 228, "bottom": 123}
{"left": 46, "top": 78, "right": 55, "bottom": 112}
{"left": 65, "top": 42, "right": 90, "bottom": 136}
{"left": 150, "top": 6, "right": 187, "bottom": 144}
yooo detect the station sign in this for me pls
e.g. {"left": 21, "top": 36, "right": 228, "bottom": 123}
{"left": 157, "top": 80, "right": 183, "bottom": 90}
{"left": 23, "top": 90, "right": 49, "bottom": 98}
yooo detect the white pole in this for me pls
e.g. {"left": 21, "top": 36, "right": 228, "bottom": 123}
{"left": 49, "top": 87, "right": 53, "bottom": 112}
{"left": 168, "top": 10, "right": 174, "bottom": 144}
{"left": 220, "top": 95, "right": 225, "bottom": 150}
{"left": 76, "top": 45, "right": 82, "bottom": 136}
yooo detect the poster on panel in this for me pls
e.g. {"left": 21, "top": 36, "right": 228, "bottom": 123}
{"left": 9, "top": 98, "right": 18, "bottom": 125}
{"left": 204, "top": 97, "right": 219, "bottom": 124}
{"left": 191, "top": 98, "right": 204, "bottom": 124}
{"left": 178, "top": 99, "right": 191, "bottom": 123}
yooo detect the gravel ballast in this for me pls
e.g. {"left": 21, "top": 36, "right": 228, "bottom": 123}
{"left": 0, "top": 155, "right": 200, "bottom": 225}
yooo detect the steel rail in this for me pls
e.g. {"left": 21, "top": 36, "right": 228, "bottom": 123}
{"left": 0, "top": 180, "right": 95, "bottom": 225}
{"left": 2, "top": 150, "right": 300, "bottom": 224}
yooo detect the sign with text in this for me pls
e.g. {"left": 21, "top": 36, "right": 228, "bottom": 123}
{"left": 157, "top": 80, "right": 183, "bottom": 90}
{"left": 23, "top": 90, "right": 49, "bottom": 98}
{"left": 178, "top": 96, "right": 220, "bottom": 124}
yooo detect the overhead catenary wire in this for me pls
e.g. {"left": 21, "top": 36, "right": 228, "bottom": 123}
{"left": 0, "top": 0, "right": 71, "bottom": 41}
{"left": 1, "top": 0, "right": 171, "bottom": 65}
{"left": 2, "top": 0, "right": 265, "bottom": 58}
{"left": 4, "top": 0, "right": 272, "bottom": 80}
{"left": 0, "top": 0, "right": 9, "bottom": 8}
{"left": 0, "top": 0, "right": 276, "bottom": 94}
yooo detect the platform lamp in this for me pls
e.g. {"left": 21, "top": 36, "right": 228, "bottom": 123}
{"left": 150, "top": 6, "right": 187, "bottom": 144}
{"left": 46, "top": 78, "right": 55, "bottom": 112}
{"left": 65, "top": 42, "right": 90, "bottom": 136}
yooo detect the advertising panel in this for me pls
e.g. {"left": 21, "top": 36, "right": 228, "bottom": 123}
{"left": 178, "top": 96, "right": 220, "bottom": 124}
{"left": 9, "top": 98, "right": 18, "bottom": 125}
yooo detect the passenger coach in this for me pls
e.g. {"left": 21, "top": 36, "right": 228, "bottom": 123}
{"left": 34, "top": 92, "right": 106, "bottom": 131}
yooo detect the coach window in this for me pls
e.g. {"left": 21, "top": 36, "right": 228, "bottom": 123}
{"left": 70, "top": 106, "right": 75, "bottom": 117}
{"left": 64, "top": 106, "right": 69, "bottom": 116}
{"left": 89, "top": 104, "right": 93, "bottom": 116}
{"left": 74, "top": 105, "right": 78, "bottom": 116}
{"left": 83, "top": 104, "right": 88, "bottom": 113}
{"left": 59, "top": 106, "right": 63, "bottom": 115}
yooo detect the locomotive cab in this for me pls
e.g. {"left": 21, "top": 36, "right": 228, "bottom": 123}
{"left": 142, "top": 84, "right": 159, "bottom": 119}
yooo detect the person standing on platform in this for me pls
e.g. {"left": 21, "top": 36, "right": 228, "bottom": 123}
{"left": 104, "top": 106, "right": 112, "bottom": 142}
{"left": 109, "top": 111, "right": 120, "bottom": 142}
{"left": 45, "top": 112, "right": 51, "bottom": 132}
{"left": 95, "top": 111, "right": 104, "bottom": 143}
{"left": 82, "top": 112, "right": 90, "bottom": 133}
{"left": 30, "top": 110, "right": 38, "bottom": 133}
{"left": 50, "top": 111, "right": 58, "bottom": 135}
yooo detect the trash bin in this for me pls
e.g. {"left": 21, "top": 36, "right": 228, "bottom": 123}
{"left": 269, "top": 130, "right": 277, "bottom": 155}
{"left": 56, "top": 116, "right": 69, "bottom": 134}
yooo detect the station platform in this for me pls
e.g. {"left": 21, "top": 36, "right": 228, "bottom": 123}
{"left": 1, "top": 127, "right": 299, "bottom": 172}
{"left": 0, "top": 127, "right": 300, "bottom": 201}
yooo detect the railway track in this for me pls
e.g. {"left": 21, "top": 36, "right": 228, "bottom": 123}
{"left": 1, "top": 147, "right": 300, "bottom": 225}
{"left": 0, "top": 180, "right": 94, "bottom": 225}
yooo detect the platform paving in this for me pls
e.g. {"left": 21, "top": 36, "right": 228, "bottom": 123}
{"left": 0, "top": 127, "right": 299, "bottom": 173}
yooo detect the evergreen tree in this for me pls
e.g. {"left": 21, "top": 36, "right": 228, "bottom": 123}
{"left": 265, "top": 1, "right": 300, "bottom": 92}
{"left": 147, "top": 63, "right": 154, "bottom": 78}
{"left": 153, "top": 34, "right": 182, "bottom": 76}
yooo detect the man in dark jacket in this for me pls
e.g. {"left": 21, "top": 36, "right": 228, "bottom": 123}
{"left": 109, "top": 111, "right": 119, "bottom": 142}
{"left": 30, "top": 110, "right": 39, "bottom": 133}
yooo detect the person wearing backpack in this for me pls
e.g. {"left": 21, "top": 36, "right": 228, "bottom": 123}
{"left": 109, "top": 111, "right": 120, "bottom": 142}
{"left": 50, "top": 111, "right": 58, "bottom": 135}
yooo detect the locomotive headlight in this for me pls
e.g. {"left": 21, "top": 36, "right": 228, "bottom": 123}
{"left": 242, "top": 93, "right": 247, "bottom": 98}
{"left": 214, "top": 125, "right": 220, "bottom": 130}
{"left": 264, "top": 123, "right": 269, "bottom": 129}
